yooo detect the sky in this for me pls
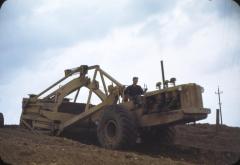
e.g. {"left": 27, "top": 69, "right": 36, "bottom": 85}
{"left": 0, "top": 0, "right": 239, "bottom": 126}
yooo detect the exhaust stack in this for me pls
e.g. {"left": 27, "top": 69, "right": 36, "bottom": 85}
{"left": 161, "top": 60, "right": 166, "bottom": 89}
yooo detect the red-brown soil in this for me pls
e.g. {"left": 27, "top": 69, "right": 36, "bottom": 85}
{"left": 0, "top": 124, "right": 240, "bottom": 165}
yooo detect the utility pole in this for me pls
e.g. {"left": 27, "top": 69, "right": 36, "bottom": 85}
{"left": 215, "top": 86, "right": 223, "bottom": 125}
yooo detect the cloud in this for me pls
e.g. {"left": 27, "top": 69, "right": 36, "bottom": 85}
{"left": 0, "top": 0, "right": 177, "bottom": 81}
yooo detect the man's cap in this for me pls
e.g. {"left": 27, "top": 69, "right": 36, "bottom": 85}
{"left": 133, "top": 77, "right": 138, "bottom": 80}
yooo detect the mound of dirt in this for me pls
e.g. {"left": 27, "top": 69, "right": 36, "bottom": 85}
{"left": 135, "top": 124, "right": 240, "bottom": 165}
{"left": 0, "top": 124, "right": 240, "bottom": 165}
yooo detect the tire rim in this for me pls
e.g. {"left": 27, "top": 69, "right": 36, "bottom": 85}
{"left": 105, "top": 120, "right": 117, "bottom": 139}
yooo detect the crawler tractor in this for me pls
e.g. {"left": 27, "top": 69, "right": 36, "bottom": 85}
{"left": 20, "top": 64, "right": 210, "bottom": 149}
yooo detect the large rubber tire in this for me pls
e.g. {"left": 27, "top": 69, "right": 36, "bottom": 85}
{"left": 97, "top": 105, "right": 137, "bottom": 150}
{"left": 0, "top": 113, "right": 4, "bottom": 128}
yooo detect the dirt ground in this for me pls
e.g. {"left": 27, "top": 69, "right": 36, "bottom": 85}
{"left": 0, "top": 124, "right": 240, "bottom": 165}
